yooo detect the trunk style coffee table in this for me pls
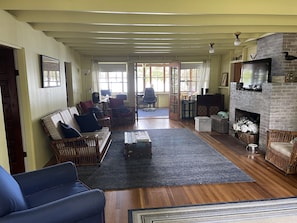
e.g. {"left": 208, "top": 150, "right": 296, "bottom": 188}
{"left": 124, "top": 131, "right": 152, "bottom": 159}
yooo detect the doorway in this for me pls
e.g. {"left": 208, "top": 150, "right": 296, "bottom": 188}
{"left": 135, "top": 63, "right": 170, "bottom": 119}
{"left": 0, "top": 46, "right": 25, "bottom": 174}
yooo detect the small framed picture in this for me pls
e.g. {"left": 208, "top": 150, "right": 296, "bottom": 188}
{"left": 40, "top": 55, "right": 61, "bottom": 88}
{"left": 221, "top": 72, "right": 228, "bottom": 86}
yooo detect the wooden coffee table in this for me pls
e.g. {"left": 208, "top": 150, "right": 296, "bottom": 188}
{"left": 124, "top": 131, "right": 152, "bottom": 159}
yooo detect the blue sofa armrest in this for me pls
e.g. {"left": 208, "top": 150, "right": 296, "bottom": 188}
{"left": 13, "top": 162, "right": 78, "bottom": 196}
{"left": 0, "top": 190, "right": 105, "bottom": 223}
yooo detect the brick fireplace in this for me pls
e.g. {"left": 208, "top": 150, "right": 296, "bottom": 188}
{"left": 229, "top": 33, "right": 297, "bottom": 151}
{"left": 229, "top": 82, "right": 297, "bottom": 151}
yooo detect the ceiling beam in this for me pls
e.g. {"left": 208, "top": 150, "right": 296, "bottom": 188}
{"left": 32, "top": 23, "right": 297, "bottom": 34}
{"left": 45, "top": 32, "right": 263, "bottom": 40}
{"left": 8, "top": 11, "right": 297, "bottom": 27}
{"left": 1, "top": 0, "right": 297, "bottom": 15}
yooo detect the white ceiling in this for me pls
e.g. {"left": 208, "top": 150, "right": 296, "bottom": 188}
{"left": 1, "top": 0, "right": 297, "bottom": 57}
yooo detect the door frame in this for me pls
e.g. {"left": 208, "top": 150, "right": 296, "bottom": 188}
{"left": 0, "top": 46, "right": 26, "bottom": 173}
{"left": 169, "top": 62, "right": 181, "bottom": 121}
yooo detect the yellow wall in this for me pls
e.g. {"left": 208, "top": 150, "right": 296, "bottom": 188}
{"left": 0, "top": 95, "right": 10, "bottom": 172}
{"left": 219, "top": 53, "right": 233, "bottom": 110}
{"left": 0, "top": 10, "right": 82, "bottom": 171}
{"left": 208, "top": 55, "right": 221, "bottom": 94}
{"left": 156, "top": 93, "right": 169, "bottom": 108}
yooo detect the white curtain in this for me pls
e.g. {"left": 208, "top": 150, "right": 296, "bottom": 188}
{"left": 197, "top": 60, "right": 210, "bottom": 95}
{"left": 91, "top": 60, "right": 100, "bottom": 92}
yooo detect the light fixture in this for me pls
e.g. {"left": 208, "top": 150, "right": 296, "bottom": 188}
{"left": 209, "top": 43, "right": 215, "bottom": 54}
{"left": 234, "top": 32, "right": 241, "bottom": 46}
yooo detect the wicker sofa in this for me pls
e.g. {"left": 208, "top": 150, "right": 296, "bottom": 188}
{"left": 41, "top": 106, "right": 111, "bottom": 166}
{"left": 265, "top": 129, "right": 297, "bottom": 174}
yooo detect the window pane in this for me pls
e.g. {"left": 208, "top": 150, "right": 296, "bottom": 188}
{"left": 137, "top": 78, "right": 144, "bottom": 92}
{"left": 97, "top": 63, "right": 127, "bottom": 94}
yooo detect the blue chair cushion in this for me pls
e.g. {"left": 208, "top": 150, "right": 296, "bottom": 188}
{"left": 24, "top": 182, "right": 89, "bottom": 208}
{"left": 74, "top": 113, "right": 102, "bottom": 133}
{"left": 0, "top": 166, "right": 27, "bottom": 217}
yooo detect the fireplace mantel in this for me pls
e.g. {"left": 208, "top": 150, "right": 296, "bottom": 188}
{"left": 229, "top": 82, "right": 297, "bottom": 151}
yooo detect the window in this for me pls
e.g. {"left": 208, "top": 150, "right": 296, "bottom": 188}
{"left": 98, "top": 62, "right": 209, "bottom": 95}
{"left": 136, "top": 63, "right": 170, "bottom": 93}
{"left": 180, "top": 62, "right": 205, "bottom": 94}
{"left": 98, "top": 63, "right": 127, "bottom": 93}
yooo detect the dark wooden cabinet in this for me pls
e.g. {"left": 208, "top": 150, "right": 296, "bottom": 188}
{"left": 196, "top": 94, "right": 224, "bottom": 116}
{"left": 181, "top": 100, "right": 196, "bottom": 119}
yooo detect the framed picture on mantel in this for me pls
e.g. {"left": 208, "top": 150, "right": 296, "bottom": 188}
{"left": 221, "top": 72, "right": 228, "bottom": 87}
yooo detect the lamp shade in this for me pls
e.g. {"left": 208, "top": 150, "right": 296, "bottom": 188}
{"left": 209, "top": 43, "right": 215, "bottom": 54}
{"left": 234, "top": 32, "right": 241, "bottom": 46}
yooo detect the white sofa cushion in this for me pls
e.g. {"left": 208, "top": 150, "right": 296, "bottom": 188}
{"left": 68, "top": 106, "right": 80, "bottom": 116}
{"left": 270, "top": 142, "right": 293, "bottom": 157}
{"left": 59, "top": 109, "right": 80, "bottom": 131}
{"left": 41, "top": 112, "right": 64, "bottom": 140}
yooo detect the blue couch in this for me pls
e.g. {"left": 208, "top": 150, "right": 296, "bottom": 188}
{"left": 0, "top": 162, "right": 105, "bottom": 223}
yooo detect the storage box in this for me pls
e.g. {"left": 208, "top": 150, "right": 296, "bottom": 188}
{"left": 211, "top": 115, "right": 229, "bottom": 134}
{"left": 195, "top": 116, "right": 212, "bottom": 132}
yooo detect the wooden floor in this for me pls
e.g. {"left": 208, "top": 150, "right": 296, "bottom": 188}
{"left": 106, "top": 118, "right": 297, "bottom": 223}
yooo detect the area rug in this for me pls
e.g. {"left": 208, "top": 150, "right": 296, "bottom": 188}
{"left": 138, "top": 108, "right": 169, "bottom": 118}
{"left": 129, "top": 197, "right": 297, "bottom": 223}
{"left": 77, "top": 128, "right": 253, "bottom": 190}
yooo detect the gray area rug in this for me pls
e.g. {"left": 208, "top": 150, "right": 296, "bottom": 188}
{"left": 77, "top": 128, "right": 253, "bottom": 190}
{"left": 129, "top": 197, "right": 297, "bottom": 223}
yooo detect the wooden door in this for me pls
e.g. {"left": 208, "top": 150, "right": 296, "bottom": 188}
{"left": 0, "top": 47, "right": 25, "bottom": 174}
{"left": 169, "top": 62, "right": 181, "bottom": 120}
{"left": 233, "top": 62, "right": 242, "bottom": 82}
{"left": 64, "top": 62, "right": 72, "bottom": 107}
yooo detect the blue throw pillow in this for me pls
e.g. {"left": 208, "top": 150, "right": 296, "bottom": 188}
{"left": 0, "top": 166, "right": 27, "bottom": 217}
{"left": 74, "top": 113, "right": 103, "bottom": 133}
{"left": 59, "top": 121, "right": 82, "bottom": 138}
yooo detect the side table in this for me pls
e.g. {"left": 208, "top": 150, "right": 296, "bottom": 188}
{"left": 182, "top": 100, "right": 196, "bottom": 119}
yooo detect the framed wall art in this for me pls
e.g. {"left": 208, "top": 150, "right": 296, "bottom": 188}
{"left": 221, "top": 72, "right": 228, "bottom": 87}
{"left": 40, "top": 55, "right": 61, "bottom": 88}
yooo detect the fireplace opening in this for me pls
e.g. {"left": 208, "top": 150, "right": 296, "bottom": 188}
{"left": 234, "top": 109, "right": 260, "bottom": 145}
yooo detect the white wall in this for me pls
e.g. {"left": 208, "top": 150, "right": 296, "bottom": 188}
{"left": 0, "top": 10, "right": 82, "bottom": 170}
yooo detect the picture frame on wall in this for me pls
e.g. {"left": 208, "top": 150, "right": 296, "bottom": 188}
{"left": 40, "top": 55, "right": 61, "bottom": 88}
{"left": 221, "top": 72, "right": 228, "bottom": 87}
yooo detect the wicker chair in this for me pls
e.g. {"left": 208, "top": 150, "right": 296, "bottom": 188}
{"left": 265, "top": 129, "right": 297, "bottom": 174}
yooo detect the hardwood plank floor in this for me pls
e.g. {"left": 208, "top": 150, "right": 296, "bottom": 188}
{"left": 106, "top": 118, "right": 297, "bottom": 223}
